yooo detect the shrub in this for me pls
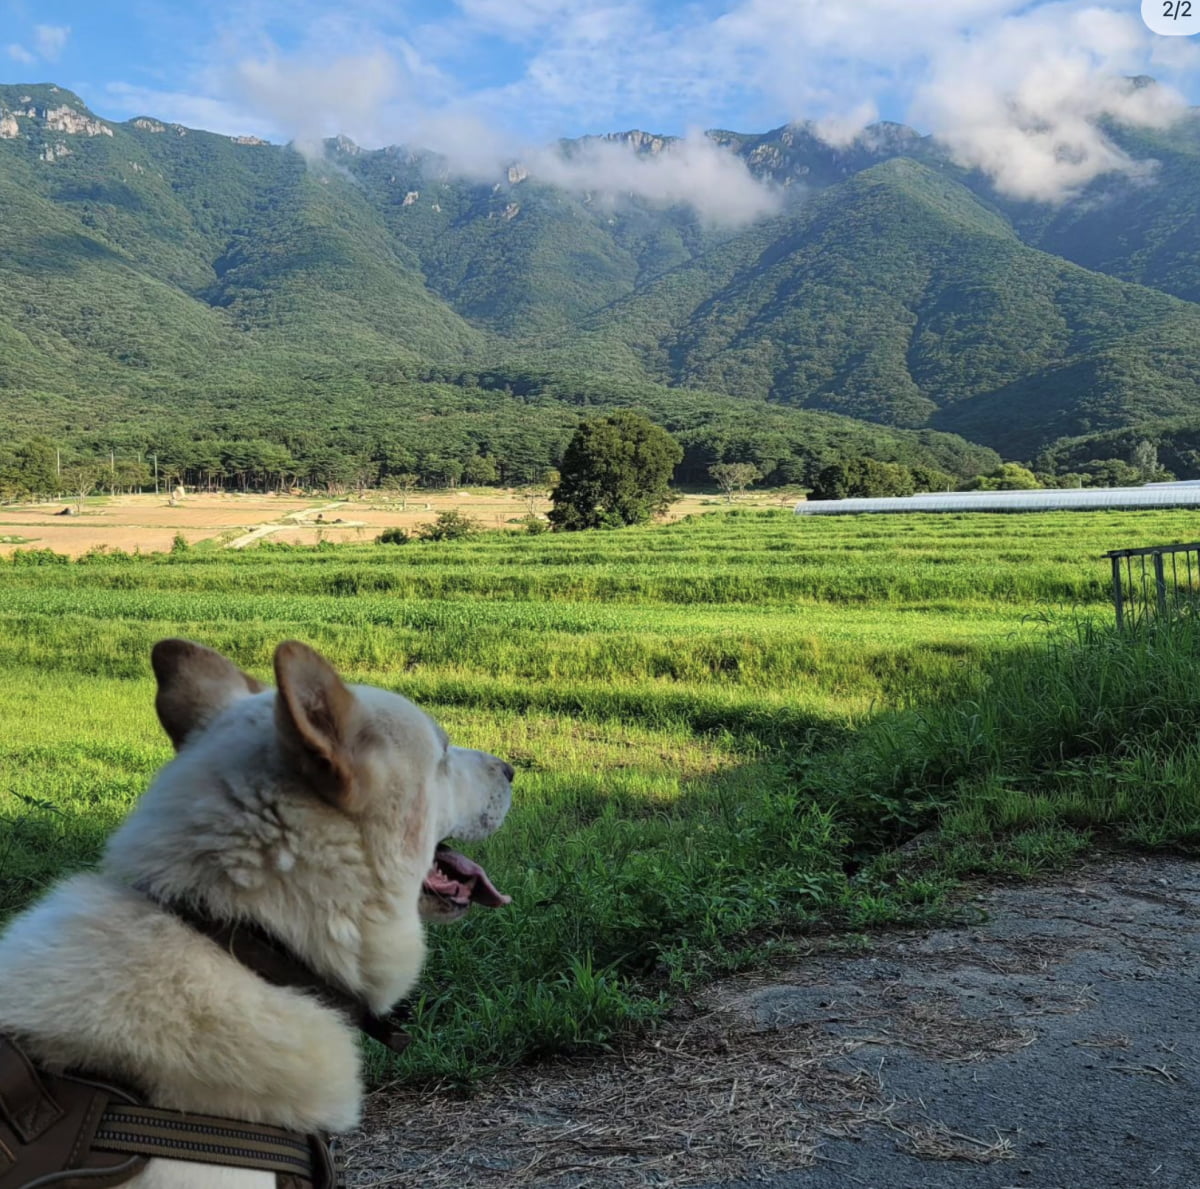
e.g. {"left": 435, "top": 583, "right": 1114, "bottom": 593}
{"left": 416, "top": 509, "right": 479, "bottom": 542}
{"left": 908, "top": 465, "right": 955, "bottom": 494}
{"left": 376, "top": 526, "right": 410, "bottom": 545}
{"left": 8, "top": 548, "right": 69, "bottom": 566}
{"left": 518, "top": 514, "right": 550, "bottom": 535}
{"left": 960, "top": 463, "right": 1040, "bottom": 491}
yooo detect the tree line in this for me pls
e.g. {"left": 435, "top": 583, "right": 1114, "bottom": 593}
{"left": 0, "top": 435, "right": 539, "bottom": 502}
{"left": 806, "top": 441, "right": 1172, "bottom": 501}
{"left": 2, "top": 425, "right": 1170, "bottom": 511}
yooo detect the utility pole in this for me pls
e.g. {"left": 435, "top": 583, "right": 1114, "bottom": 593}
{"left": 56, "top": 448, "right": 61, "bottom": 479}
{"left": 152, "top": 454, "right": 159, "bottom": 494}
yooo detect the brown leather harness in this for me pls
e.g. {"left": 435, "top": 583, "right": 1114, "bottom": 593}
{"left": 0, "top": 890, "right": 412, "bottom": 1189}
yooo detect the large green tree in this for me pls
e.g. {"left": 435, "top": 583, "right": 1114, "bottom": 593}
{"left": 808, "top": 458, "right": 916, "bottom": 500}
{"left": 8, "top": 438, "right": 59, "bottom": 499}
{"left": 549, "top": 412, "right": 682, "bottom": 530}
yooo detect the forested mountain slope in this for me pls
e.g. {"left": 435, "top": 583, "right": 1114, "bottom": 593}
{"left": 1, "top": 81, "right": 1198, "bottom": 472}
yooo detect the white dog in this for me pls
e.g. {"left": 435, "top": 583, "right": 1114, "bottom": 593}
{"left": 0, "top": 639, "right": 514, "bottom": 1187}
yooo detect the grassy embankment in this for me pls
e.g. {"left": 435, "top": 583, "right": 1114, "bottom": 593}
{"left": 3, "top": 508, "right": 1200, "bottom": 1083}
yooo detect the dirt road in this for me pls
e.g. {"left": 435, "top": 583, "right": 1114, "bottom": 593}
{"left": 348, "top": 856, "right": 1200, "bottom": 1189}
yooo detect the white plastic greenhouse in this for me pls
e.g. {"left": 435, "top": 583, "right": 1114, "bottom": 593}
{"left": 794, "top": 484, "right": 1200, "bottom": 516}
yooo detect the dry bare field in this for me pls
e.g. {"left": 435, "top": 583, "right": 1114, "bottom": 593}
{"left": 0, "top": 488, "right": 791, "bottom": 556}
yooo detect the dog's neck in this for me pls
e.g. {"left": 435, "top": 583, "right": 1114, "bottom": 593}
{"left": 135, "top": 884, "right": 412, "bottom": 1054}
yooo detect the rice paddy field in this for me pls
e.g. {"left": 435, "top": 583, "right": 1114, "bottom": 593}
{"left": 4, "top": 505, "right": 1200, "bottom": 1083}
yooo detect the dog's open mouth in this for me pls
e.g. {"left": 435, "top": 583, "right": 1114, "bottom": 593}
{"left": 423, "top": 843, "right": 510, "bottom": 910}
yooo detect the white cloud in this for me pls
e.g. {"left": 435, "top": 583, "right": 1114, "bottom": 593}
{"left": 526, "top": 130, "right": 782, "bottom": 225}
{"left": 709, "top": 0, "right": 1198, "bottom": 202}
{"left": 400, "top": 108, "right": 519, "bottom": 179}
{"left": 814, "top": 102, "right": 881, "bottom": 149}
{"left": 107, "top": 0, "right": 1200, "bottom": 211}
{"left": 4, "top": 23, "right": 69, "bottom": 66}
{"left": 452, "top": 0, "right": 591, "bottom": 39}
{"left": 512, "top": 0, "right": 1198, "bottom": 202}
{"left": 227, "top": 49, "right": 402, "bottom": 156}
{"left": 909, "top": 5, "right": 1192, "bottom": 201}
{"left": 33, "top": 24, "right": 69, "bottom": 61}
{"left": 207, "top": 31, "right": 779, "bottom": 224}
{"left": 468, "top": 5, "right": 750, "bottom": 140}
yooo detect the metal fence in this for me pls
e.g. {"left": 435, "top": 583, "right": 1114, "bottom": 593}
{"left": 1105, "top": 542, "right": 1200, "bottom": 629}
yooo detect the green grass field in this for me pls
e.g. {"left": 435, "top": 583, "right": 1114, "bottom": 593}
{"left": 4, "top": 506, "right": 1200, "bottom": 1084}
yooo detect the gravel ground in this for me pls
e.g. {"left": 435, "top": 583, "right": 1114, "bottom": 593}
{"left": 346, "top": 856, "right": 1200, "bottom": 1189}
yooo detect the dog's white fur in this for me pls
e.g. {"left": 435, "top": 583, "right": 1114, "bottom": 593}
{"left": 0, "top": 640, "right": 514, "bottom": 1187}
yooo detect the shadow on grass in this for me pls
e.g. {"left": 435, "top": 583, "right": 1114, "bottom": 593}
{"left": 0, "top": 722, "right": 865, "bottom": 1089}
{"left": 14, "top": 613, "right": 1200, "bottom": 1088}
{"left": 372, "top": 748, "right": 852, "bottom": 1087}
{"left": 393, "top": 613, "right": 1200, "bottom": 1085}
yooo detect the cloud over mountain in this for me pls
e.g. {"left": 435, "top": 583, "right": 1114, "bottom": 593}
{"left": 95, "top": 1, "right": 1200, "bottom": 209}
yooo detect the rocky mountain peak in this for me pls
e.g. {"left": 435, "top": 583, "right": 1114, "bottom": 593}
{"left": 0, "top": 84, "right": 112, "bottom": 143}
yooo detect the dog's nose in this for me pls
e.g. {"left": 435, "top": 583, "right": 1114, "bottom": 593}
{"left": 500, "top": 761, "right": 515, "bottom": 783}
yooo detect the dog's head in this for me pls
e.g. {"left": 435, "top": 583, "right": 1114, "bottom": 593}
{"left": 103, "top": 639, "right": 513, "bottom": 1011}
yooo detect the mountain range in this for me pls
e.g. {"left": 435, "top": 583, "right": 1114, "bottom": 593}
{"left": 1, "top": 81, "right": 1199, "bottom": 480}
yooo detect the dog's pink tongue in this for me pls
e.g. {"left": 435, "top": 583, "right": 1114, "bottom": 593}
{"left": 434, "top": 847, "right": 511, "bottom": 907}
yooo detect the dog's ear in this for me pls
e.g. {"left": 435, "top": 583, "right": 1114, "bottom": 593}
{"left": 152, "top": 639, "right": 266, "bottom": 750}
{"left": 273, "top": 640, "right": 361, "bottom": 812}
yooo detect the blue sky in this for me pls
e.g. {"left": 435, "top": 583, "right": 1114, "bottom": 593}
{"left": 5, "top": 1, "right": 1197, "bottom": 139}
{"left": 3, "top": 1, "right": 1198, "bottom": 203}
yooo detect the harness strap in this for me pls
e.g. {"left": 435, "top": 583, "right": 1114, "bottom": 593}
{"left": 0, "top": 1036, "right": 62, "bottom": 1143}
{"left": 92, "top": 1105, "right": 324, "bottom": 1180}
{"left": 0, "top": 1033, "right": 342, "bottom": 1189}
